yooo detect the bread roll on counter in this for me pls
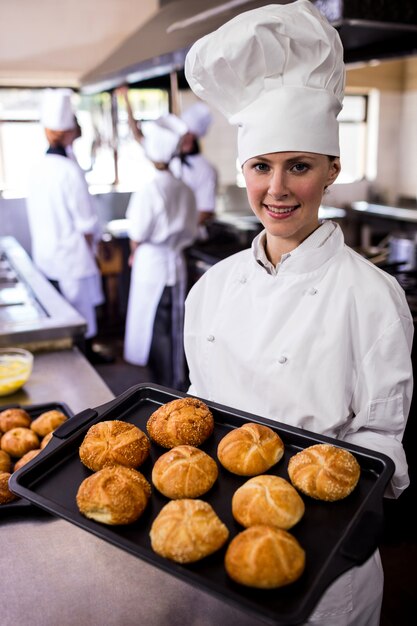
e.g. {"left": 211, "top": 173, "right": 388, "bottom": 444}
{"left": 225, "top": 525, "right": 305, "bottom": 589}
{"left": 1, "top": 427, "right": 39, "bottom": 458}
{"left": 0, "top": 408, "right": 31, "bottom": 432}
{"left": 232, "top": 475, "right": 305, "bottom": 530}
{"left": 30, "top": 409, "right": 67, "bottom": 437}
{"left": 0, "top": 471, "right": 18, "bottom": 504}
{"left": 79, "top": 420, "right": 150, "bottom": 471}
{"left": 288, "top": 443, "right": 361, "bottom": 501}
{"left": 217, "top": 422, "right": 284, "bottom": 476}
{"left": 150, "top": 499, "right": 229, "bottom": 563}
{"left": 14, "top": 449, "right": 41, "bottom": 472}
{"left": 40, "top": 431, "right": 54, "bottom": 449}
{"left": 0, "top": 449, "right": 12, "bottom": 473}
{"left": 76, "top": 466, "right": 151, "bottom": 525}
{"left": 152, "top": 445, "right": 218, "bottom": 499}
{"left": 147, "top": 397, "right": 214, "bottom": 448}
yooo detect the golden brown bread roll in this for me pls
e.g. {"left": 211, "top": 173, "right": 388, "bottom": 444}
{"left": 217, "top": 422, "right": 284, "bottom": 476}
{"left": 152, "top": 445, "right": 218, "bottom": 499}
{"left": 76, "top": 466, "right": 151, "bottom": 525}
{"left": 40, "top": 431, "right": 53, "bottom": 450}
{"left": 0, "top": 427, "right": 39, "bottom": 458}
{"left": 0, "top": 408, "right": 31, "bottom": 432}
{"left": 0, "top": 450, "right": 12, "bottom": 473}
{"left": 287, "top": 443, "right": 361, "bottom": 501}
{"left": 79, "top": 420, "right": 151, "bottom": 471}
{"left": 150, "top": 499, "right": 229, "bottom": 563}
{"left": 147, "top": 397, "right": 214, "bottom": 449}
{"left": 30, "top": 409, "right": 67, "bottom": 437}
{"left": 232, "top": 475, "right": 305, "bottom": 530}
{"left": 225, "top": 525, "right": 305, "bottom": 589}
{"left": 14, "top": 448, "right": 41, "bottom": 471}
{"left": 0, "top": 472, "right": 18, "bottom": 504}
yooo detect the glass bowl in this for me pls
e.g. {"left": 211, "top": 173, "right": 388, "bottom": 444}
{"left": 0, "top": 348, "right": 34, "bottom": 396}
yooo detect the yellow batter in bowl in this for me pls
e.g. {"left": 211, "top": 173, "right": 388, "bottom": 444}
{"left": 0, "top": 348, "right": 33, "bottom": 396}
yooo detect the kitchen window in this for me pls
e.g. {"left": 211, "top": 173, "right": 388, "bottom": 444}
{"left": 0, "top": 89, "right": 116, "bottom": 196}
{"left": 0, "top": 88, "right": 369, "bottom": 195}
{"left": 337, "top": 93, "right": 369, "bottom": 183}
{"left": 0, "top": 87, "right": 169, "bottom": 197}
{"left": 115, "top": 88, "right": 169, "bottom": 190}
{"left": 0, "top": 89, "right": 45, "bottom": 197}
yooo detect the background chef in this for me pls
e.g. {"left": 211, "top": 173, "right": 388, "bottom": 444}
{"left": 119, "top": 87, "right": 218, "bottom": 234}
{"left": 123, "top": 114, "right": 198, "bottom": 390}
{"left": 26, "top": 88, "right": 107, "bottom": 364}
{"left": 171, "top": 101, "right": 218, "bottom": 229}
{"left": 183, "top": 1, "right": 413, "bottom": 624}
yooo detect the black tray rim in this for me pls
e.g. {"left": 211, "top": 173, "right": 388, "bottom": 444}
{"left": 9, "top": 384, "right": 395, "bottom": 625}
{"left": 1, "top": 400, "right": 73, "bottom": 514}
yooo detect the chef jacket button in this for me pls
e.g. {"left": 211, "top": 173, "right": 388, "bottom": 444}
{"left": 308, "top": 287, "right": 318, "bottom": 295}
{"left": 277, "top": 356, "right": 287, "bottom": 364}
{"left": 207, "top": 335, "right": 215, "bottom": 342}
{"left": 239, "top": 276, "right": 247, "bottom": 284}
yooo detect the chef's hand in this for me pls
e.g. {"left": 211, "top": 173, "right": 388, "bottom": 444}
{"left": 116, "top": 85, "right": 129, "bottom": 99}
{"left": 128, "top": 241, "right": 139, "bottom": 267}
{"left": 84, "top": 233, "right": 94, "bottom": 249}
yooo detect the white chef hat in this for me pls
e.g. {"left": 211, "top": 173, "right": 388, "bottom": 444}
{"left": 181, "top": 102, "right": 213, "bottom": 137}
{"left": 142, "top": 113, "right": 188, "bottom": 163}
{"left": 185, "top": 0, "right": 345, "bottom": 165}
{"left": 41, "top": 88, "right": 77, "bottom": 131}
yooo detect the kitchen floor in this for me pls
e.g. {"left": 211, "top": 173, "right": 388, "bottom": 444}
{"left": 92, "top": 331, "right": 416, "bottom": 626}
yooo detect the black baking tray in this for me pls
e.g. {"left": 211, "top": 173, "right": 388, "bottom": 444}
{"left": 1, "top": 401, "right": 73, "bottom": 514}
{"left": 9, "top": 384, "right": 394, "bottom": 625}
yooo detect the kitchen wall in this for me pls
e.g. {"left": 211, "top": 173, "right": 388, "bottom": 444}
{"left": 346, "top": 57, "right": 417, "bottom": 205}
{"left": 0, "top": 197, "right": 31, "bottom": 254}
{"left": 0, "top": 193, "right": 131, "bottom": 256}
{"left": 399, "top": 59, "right": 417, "bottom": 200}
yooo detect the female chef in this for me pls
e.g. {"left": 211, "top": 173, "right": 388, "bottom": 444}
{"left": 26, "top": 89, "right": 106, "bottom": 363}
{"left": 183, "top": 1, "right": 413, "bottom": 624}
{"left": 123, "top": 114, "right": 198, "bottom": 390}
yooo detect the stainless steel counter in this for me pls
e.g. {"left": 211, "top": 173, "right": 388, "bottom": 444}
{"left": 2, "top": 346, "right": 114, "bottom": 411}
{"left": 351, "top": 201, "right": 417, "bottom": 223}
{"left": 0, "top": 236, "right": 86, "bottom": 348}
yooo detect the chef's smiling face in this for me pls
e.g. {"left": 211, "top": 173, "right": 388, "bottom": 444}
{"left": 242, "top": 152, "right": 340, "bottom": 264}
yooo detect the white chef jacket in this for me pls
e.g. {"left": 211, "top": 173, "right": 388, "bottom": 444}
{"left": 171, "top": 153, "right": 218, "bottom": 214}
{"left": 124, "top": 169, "right": 197, "bottom": 372}
{"left": 26, "top": 152, "right": 103, "bottom": 338}
{"left": 184, "top": 221, "right": 413, "bottom": 624}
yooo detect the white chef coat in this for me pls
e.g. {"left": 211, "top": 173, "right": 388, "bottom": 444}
{"left": 124, "top": 169, "right": 197, "bottom": 374}
{"left": 171, "top": 153, "right": 218, "bottom": 214}
{"left": 184, "top": 221, "right": 413, "bottom": 624}
{"left": 26, "top": 152, "right": 104, "bottom": 338}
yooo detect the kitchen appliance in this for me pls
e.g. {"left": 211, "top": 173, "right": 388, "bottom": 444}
{"left": 387, "top": 232, "right": 417, "bottom": 272}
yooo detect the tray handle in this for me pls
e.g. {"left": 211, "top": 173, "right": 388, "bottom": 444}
{"left": 340, "top": 508, "right": 383, "bottom": 563}
{"left": 53, "top": 408, "right": 98, "bottom": 439}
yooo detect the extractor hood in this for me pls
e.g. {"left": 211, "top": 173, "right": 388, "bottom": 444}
{"left": 80, "top": 0, "right": 417, "bottom": 93}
